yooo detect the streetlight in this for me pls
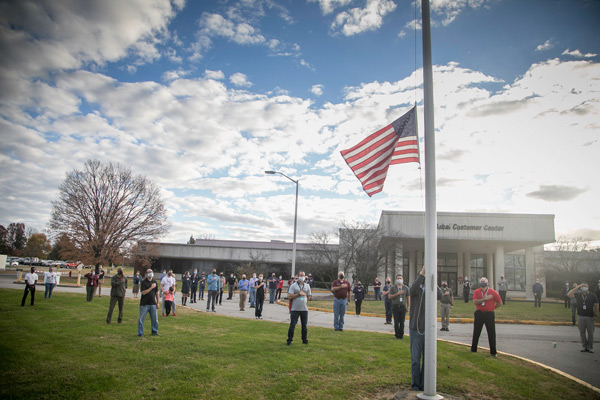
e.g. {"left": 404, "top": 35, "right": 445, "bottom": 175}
{"left": 265, "top": 170, "right": 299, "bottom": 280}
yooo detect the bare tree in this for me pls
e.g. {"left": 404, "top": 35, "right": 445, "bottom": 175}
{"left": 337, "top": 221, "right": 385, "bottom": 285}
{"left": 50, "top": 160, "right": 170, "bottom": 266}
{"left": 248, "top": 250, "right": 269, "bottom": 274}
{"left": 546, "top": 236, "right": 593, "bottom": 273}
{"left": 130, "top": 242, "right": 160, "bottom": 273}
{"left": 298, "top": 230, "right": 339, "bottom": 284}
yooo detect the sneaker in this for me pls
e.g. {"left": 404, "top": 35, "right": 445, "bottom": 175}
{"left": 287, "top": 341, "right": 292, "bottom": 346}
{"left": 588, "top": 349, "right": 594, "bottom": 353}
{"left": 172, "top": 313, "right": 177, "bottom": 317}
{"left": 303, "top": 341, "right": 308, "bottom": 345}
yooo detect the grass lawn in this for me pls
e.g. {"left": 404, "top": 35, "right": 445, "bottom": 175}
{"left": 309, "top": 299, "right": 575, "bottom": 323}
{"left": 0, "top": 289, "right": 595, "bottom": 400}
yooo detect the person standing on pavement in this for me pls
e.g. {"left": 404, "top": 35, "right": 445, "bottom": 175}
{"left": 268, "top": 273, "right": 278, "bottom": 304}
{"left": 190, "top": 270, "right": 199, "bottom": 304}
{"left": 238, "top": 274, "right": 249, "bottom": 311}
{"left": 287, "top": 271, "right": 312, "bottom": 345}
{"left": 440, "top": 280, "right": 454, "bottom": 332}
{"left": 532, "top": 279, "right": 544, "bottom": 307}
{"left": 409, "top": 266, "right": 442, "bottom": 391}
{"left": 138, "top": 269, "right": 160, "bottom": 337}
{"left": 471, "top": 277, "right": 502, "bottom": 356}
{"left": 21, "top": 266, "right": 38, "bottom": 306}
{"left": 227, "top": 273, "right": 236, "bottom": 300}
{"left": 570, "top": 282, "right": 580, "bottom": 326}
{"left": 218, "top": 272, "right": 225, "bottom": 305}
{"left": 497, "top": 275, "right": 508, "bottom": 305}
{"left": 382, "top": 278, "right": 393, "bottom": 325}
{"left": 352, "top": 280, "right": 365, "bottom": 317}
{"left": 96, "top": 266, "right": 105, "bottom": 297}
{"left": 276, "top": 275, "right": 284, "bottom": 300}
{"left": 373, "top": 277, "right": 382, "bottom": 300}
{"left": 44, "top": 267, "right": 57, "bottom": 299}
{"left": 307, "top": 273, "right": 315, "bottom": 289}
{"left": 568, "top": 282, "right": 598, "bottom": 353}
{"left": 462, "top": 277, "right": 472, "bottom": 303}
{"left": 255, "top": 274, "right": 265, "bottom": 319}
{"left": 132, "top": 271, "right": 141, "bottom": 299}
{"left": 249, "top": 273, "right": 257, "bottom": 308}
{"left": 106, "top": 267, "right": 128, "bottom": 324}
{"left": 389, "top": 274, "right": 410, "bottom": 339}
{"left": 199, "top": 271, "right": 206, "bottom": 301}
{"left": 206, "top": 269, "right": 219, "bottom": 312}
{"left": 84, "top": 268, "right": 98, "bottom": 302}
{"left": 181, "top": 271, "right": 191, "bottom": 306}
{"left": 331, "top": 271, "right": 351, "bottom": 331}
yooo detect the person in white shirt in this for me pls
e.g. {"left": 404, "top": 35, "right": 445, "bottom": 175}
{"left": 44, "top": 267, "right": 57, "bottom": 299}
{"left": 22, "top": 267, "right": 38, "bottom": 306}
{"left": 160, "top": 270, "right": 177, "bottom": 316}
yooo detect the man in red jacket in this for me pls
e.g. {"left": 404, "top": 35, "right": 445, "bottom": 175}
{"left": 471, "top": 277, "right": 502, "bottom": 356}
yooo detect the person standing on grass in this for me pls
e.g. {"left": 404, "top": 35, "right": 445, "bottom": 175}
{"left": 44, "top": 267, "right": 57, "bottom": 299}
{"left": 373, "top": 277, "right": 382, "bottom": 301}
{"left": 238, "top": 274, "right": 250, "bottom": 311}
{"left": 96, "top": 266, "right": 105, "bottom": 297}
{"left": 568, "top": 282, "right": 598, "bottom": 353}
{"left": 21, "top": 266, "right": 38, "bottom": 306}
{"left": 389, "top": 274, "right": 410, "bottom": 339}
{"left": 471, "top": 277, "right": 502, "bottom": 357}
{"left": 497, "top": 275, "right": 508, "bottom": 305}
{"left": 440, "top": 280, "right": 454, "bottom": 332}
{"left": 84, "top": 268, "right": 98, "bottom": 302}
{"left": 181, "top": 271, "right": 191, "bottom": 306}
{"left": 255, "top": 274, "right": 266, "bottom": 319}
{"left": 570, "top": 283, "right": 580, "bottom": 326}
{"left": 331, "top": 271, "right": 351, "bottom": 332}
{"left": 249, "top": 273, "right": 257, "bottom": 308}
{"left": 409, "top": 266, "right": 442, "bottom": 391}
{"left": 138, "top": 269, "right": 160, "bottom": 337}
{"left": 462, "top": 277, "right": 472, "bottom": 303}
{"left": 161, "top": 270, "right": 177, "bottom": 316}
{"left": 190, "top": 270, "right": 199, "bottom": 304}
{"left": 287, "top": 271, "right": 312, "bottom": 345}
{"left": 382, "top": 278, "right": 393, "bottom": 325}
{"left": 352, "top": 280, "right": 365, "bottom": 317}
{"left": 206, "top": 269, "right": 219, "bottom": 312}
{"left": 532, "top": 279, "right": 543, "bottom": 308}
{"left": 132, "top": 271, "right": 141, "bottom": 299}
{"left": 164, "top": 287, "right": 175, "bottom": 316}
{"left": 106, "top": 267, "right": 128, "bottom": 324}
{"left": 563, "top": 282, "right": 571, "bottom": 309}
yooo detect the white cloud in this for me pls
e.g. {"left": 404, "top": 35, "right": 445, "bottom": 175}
{"left": 330, "top": 0, "right": 396, "bottom": 36}
{"left": 562, "top": 49, "right": 597, "bottom": 58}
{"left": 230, "top": 72, "right": 252, "bottom": 87}
{"left": 309, "top": 0, "right": 353, "bottom": 15}
{"left": 310, "top": 84, "right": 324, "bottom": 96}
{"left": 204, "top": 69, "right": 225, "bottom": 80}
{"left": 535, "top": 39, "right": 554, "bottom": 52}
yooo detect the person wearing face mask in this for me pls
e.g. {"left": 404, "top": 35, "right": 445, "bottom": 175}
{"left": 106, "top": 267, "right": 128, "bottom": 324}
{"left": 199, "top": 271, "right": 206, "bottom": 301}
{"left": 439, "top": 280, "right": 454, "bottom": 332}
{"left": 568, "top": 282, "right": 598, "bottom": 353}
{"left": 254, "top": 275, "right": 266, "bottom": 319}
{"left": 389, "top": 274, "right": 410, "bottom": 339}
{"left": 532, "top": 279, "right": 544, "bottom": 308}
{"left": 190, "top": 270, "right": 199, "bottom": 303}
{"left": 238, "top": 274, "right": 250, "bottom": 311}
{"left": 44, "top": 267, "right": 57, "bottom": 299}
{"left": 471, "top": 277, "right": 502, "bottom": 356}
{"left": 268, "top": 273, "right": 279, "bottom": 304}
{"left": 161, "top": 270, "right": 177, "bottom": 316}
{"left": 218, "top": 272, "right": 226, "bottom": 305}
{"left": 227, "top": 273, "right": 237, "bottom": 300}
{"left": 570, "top": 282, "right": 580, "bottom": 325}
{"left": 249, "top": 273, "right": 257, "bottom": 308}
{"left": 206, "top": 270, "right": 219, "bottom": 313}
{"left": 138, "top": 269, "right": 160, "bottom": 337}
{"left": 276, "top": 275, "right": 284, "bottom": 300}
{"left": 352, "top": 280, "right": 365, "bottom": 317}
{"left": 331, "top": 272, "right": 351, "bottom": 331}
{"left": 181, "top": 271, "right": 191, "bottom": 306}
{"left": 382, "top": 278, "right": 393, "bottom": 325}
{"left": 497, "top": 275, "right": 508, "bottom": 305}
{"left": 287, "top": 271, "right": 312, "bottom": 345}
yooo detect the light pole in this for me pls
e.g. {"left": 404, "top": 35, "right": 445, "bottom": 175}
{"left": 265, "top": 170, "right": 299, "bottom": 280}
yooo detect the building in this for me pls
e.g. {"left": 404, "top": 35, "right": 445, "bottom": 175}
{"left": 148, "top": 211, "right": 556, "bottom": 299}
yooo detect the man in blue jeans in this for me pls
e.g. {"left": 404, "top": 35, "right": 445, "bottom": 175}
{"left": 331, "top": 272, "right": 351, "bottom": 331}
{"left": 138, "top": 269, "right": 160, "bottom": 337}
{"left": 409, "top": 266, "right": 441, "bottom": 391}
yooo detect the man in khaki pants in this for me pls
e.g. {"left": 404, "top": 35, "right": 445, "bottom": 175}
{"left": 238, "top": 274, "right": 250, "bottom": 311}
{"left": 440, "top": 280, "right": 454, "bottom": 331}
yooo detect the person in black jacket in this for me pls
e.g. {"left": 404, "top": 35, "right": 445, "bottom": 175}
{"left": 352, "top": 281, "right": 365, "bottom": 316}
{"left": 409, "top": 266, "right": 442, "bottom": 392}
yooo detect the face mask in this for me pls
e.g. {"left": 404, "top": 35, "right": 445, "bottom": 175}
{"left": 147, "top": 273, "right": 153, "bottom": 279}
{"left": 480, "top": 282, "right": 488, "bottom": 288}
{"left": 442, "top": 284, "right": 447, "bottom": 287}
{"left": 339, "top": 275, "right": 344, "bottom": 280}
{"left": 397, "top": 279, "right": 403, "bottom": 285}
{"left": 581, "top": 286, "right": 589, "bottom": 293}
{"left": 298, "top": 276, "right": 305, "bottom": 282}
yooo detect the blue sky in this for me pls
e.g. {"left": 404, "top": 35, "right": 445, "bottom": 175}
{"left": 1, "top": 0, "right": 599, "bottom": 246}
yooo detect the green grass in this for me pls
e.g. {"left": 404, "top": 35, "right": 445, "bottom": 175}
{"left": 0, "top": 289, "right": 595, "bottom": 400}
{"left": 309, "top": 299, "right": 575, "bottom": 323}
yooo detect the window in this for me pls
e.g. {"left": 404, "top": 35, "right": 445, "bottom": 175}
{"left": 505, "top": 254, "right": 526, "bottom": 291}
{"left": 470, "top": 254, "right": 486, "bottom": 288}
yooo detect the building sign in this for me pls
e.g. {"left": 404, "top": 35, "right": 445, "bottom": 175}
{"left": 437, "top": 223, "right": 504, "bottom": 232}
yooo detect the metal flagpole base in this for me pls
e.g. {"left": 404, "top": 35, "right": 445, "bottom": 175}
{"left": 417, "top": 394, "right": 444, "bottom": 400}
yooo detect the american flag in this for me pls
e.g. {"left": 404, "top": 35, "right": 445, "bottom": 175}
{"left": 340, "top": 106, "right": 419, "bottom": 197}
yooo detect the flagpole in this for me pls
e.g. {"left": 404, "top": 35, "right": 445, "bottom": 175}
{"left": 418, "top": 0, "right": 441, "bottom": 399}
